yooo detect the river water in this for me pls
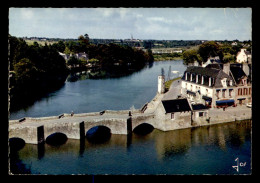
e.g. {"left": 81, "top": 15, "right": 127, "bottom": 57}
{"left": 9, "top": 60, "right": 252, "bottom": 175}
{"left": 10, "top": 61, "right": 186, "bottom": 120}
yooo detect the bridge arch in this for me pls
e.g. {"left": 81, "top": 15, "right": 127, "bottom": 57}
{"left": 45, "top": 132, "right": 68, "bottom": 146}
{"left": 133, "top": 123, "right": 154, "bottom": 135}
{"left": 86, "top": 125, "right": 111, "bottom": 143}
{"left": 9, "top": 137, "right": 25, "bottom": 151}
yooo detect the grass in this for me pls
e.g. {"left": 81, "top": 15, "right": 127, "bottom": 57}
{"left": 25, "top": 40, "right": 58, "bottom": 46}
{"left": 165, "top": 77, "right": 182, "bottom": 91}
{"left": 154, "top": 56, "right": 183, "bottom": 61}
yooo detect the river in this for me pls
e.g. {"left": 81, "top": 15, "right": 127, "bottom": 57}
{"left": 9, "top": 60, "right": 252, "bottom": 175}
{"left": 10, "top": 60, "right": 186, "bottom": 120}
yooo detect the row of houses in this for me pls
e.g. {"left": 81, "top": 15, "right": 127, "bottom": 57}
{"left": 153, "top": 61, "right": 251, "bottom": 130}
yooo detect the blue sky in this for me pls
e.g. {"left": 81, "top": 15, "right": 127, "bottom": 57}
{"left": 9, "top": 8, "right": 252, "bottom": 40}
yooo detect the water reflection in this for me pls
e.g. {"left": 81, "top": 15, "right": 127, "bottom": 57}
{"left": 153, "top": 128, "right": 191, "bottom": 160}
{"left": 9, "top": 120, "right": 251, "bottom": 175}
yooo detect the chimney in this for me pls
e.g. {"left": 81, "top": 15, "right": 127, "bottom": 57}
{"left": 223, "top": 63, "right": 230, "bottom": 75}
{"left": 242, "top": 63, "right": 249, "bottom": 76}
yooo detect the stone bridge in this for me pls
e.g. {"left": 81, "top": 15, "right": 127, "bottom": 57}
{"left": 9, "top": 110, "right": 156, "bottom": 144}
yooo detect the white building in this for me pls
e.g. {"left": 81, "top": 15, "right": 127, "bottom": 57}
{"left": 181, "top": 64, "right": 236, "bottom": 108}
{"left": 181, "top": 63, "right": 252, "bottom": 108}
{"left": 236, "top": 48, "right": 251, "bottom": 63}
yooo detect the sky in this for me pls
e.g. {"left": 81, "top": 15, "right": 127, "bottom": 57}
{"left": 9, "top": 8, "right": 252, "bottom": 41}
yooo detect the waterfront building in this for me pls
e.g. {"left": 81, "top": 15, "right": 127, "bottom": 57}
{"left": 230, "top": 64, "right": 252, "bottom": 105}
{"left": 154, "top": 98, "right": 210, "bottom": 129}
{"left": 180, "top": 63, "right": 252, "bottom": 108}
{"left": 191, "top": 104, "right": 209, "bottom": 125}
{"left": 155, "top": 98, "right": 193, "bottom": 130}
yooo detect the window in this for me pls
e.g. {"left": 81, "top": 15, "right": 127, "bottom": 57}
{"left": 244, "top": 88, "right": 248, "bottom": 95}
{"left": 222, "top": 78, "right": 227, "bottom": 87}
{"left": 222, "top": 89, "right": 226, "bottom": 98}
{"left": 216, "top": 89, "right": 220, "bottom": 98}
{"left": 243, "top": 79, "right": 247, "bottom": 85}
{"left": 171, "top": 113, "right": 174, "bottom": 119}
{"left": 230, "top": 80, "right": 233, "bottom": 86}
{"left": 238, "top": 88, "right": 242, "bottom": 96}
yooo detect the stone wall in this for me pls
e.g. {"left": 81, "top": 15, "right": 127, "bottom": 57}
{"left": 44, "top": 121, "right": 84, "bottom": 140}
{"left": 153, "top": 102, "right": 192, "bottom": 131}
{"left": 9, "top": 125, "right": 42, "bottom": 144}
{"left": 84, "top": 118, "right": 129, "bottom": 135}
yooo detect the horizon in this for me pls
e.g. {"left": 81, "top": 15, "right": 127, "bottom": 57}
{"left": 9, "top": 8, "right": 252, "bottom": 41}
{"left": 14, "top": 35, "right": 251, "bottom": 42}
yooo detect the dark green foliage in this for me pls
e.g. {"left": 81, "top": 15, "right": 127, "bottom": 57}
{"left": 9, "top": 35, "right": 68, "bottom": 111}
{"left": 198, "top": 41, "right": 223, "bottom": 62}
{"left": 52, "top": 40, "right": 66, "bottom": 52}
{"left": 67, "top": 56, "right": 80, "bottom": 67}
{"left": 182, "top": 49, "right": 201, "bottom": 65}
{"left": 87, "top": 43, "right": 151, "bottom": 76}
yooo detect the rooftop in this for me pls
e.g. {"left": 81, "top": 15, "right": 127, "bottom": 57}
{"left": 162, "top": 99, "right": 191, "bottom": 113}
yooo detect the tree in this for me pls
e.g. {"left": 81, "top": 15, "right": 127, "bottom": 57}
{"left": 67, "top": 56, "right": 80, "bottom": 67}
{"left": 198, "top": 41, "right": 223, "bottom": 62}
{"left": 147, "top": 49, "right": 154, "bottom": 62}
{"left": 77, "top": 34, "right": 90, "bottom": 52}
{"left": 223, "top": 53, "right": 236, "bottom": 63}
{"left": 143, "top": 41, "right": 153, "bottom": 49}
{"left": 52, "top": 41, "right": 65, "bottom": 52}
{"left": 182, "top": 49, "right": 201, "bottom": 65}
{"left": 14, "top": 58, "right": 37, "bottom": 82}
{"left": 84, "top": 34, "right": 89, "bottom": 42}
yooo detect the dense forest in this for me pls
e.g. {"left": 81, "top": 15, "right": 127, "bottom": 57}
{"left": 8, "top": 34, "right": 153, "bottom": 111}
{"left": 9, "top": 35, "right": 69, "bottom": 111}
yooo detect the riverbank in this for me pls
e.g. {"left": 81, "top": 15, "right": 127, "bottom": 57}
{"left": 153, "top": 56, "right": 183, "bottom": 61}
